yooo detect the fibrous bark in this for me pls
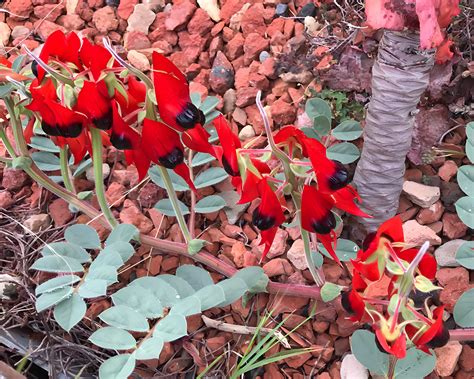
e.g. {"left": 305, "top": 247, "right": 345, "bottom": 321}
{"left": 353, "top": 30, "right": 435, "bottom": 231}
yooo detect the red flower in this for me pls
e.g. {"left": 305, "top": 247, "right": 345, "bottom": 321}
{"left": 213, "top": 115, "right": 241, "bottom": 177}
{"left": 252, "top": 178, "right": 285, "bottom": 260}
{"left": 332, "top": 186, "right": 371, "bottom": 218}
{"left": 36, "top": 30, "right": 82, "bottom": 81}
{"left": 76, "top": 80, "right": 112, "bottom": 130}
{"left": 109, "top": 101, "right": 150, "bottom": 180}
{"left": 181, "top": 124, "right": 216, "bottom": 157}
{"left": 152, "top": 52, "right": 204, "bottom": 131}
{"left": 79, "top": 38, "right": 112, "bottom": 81}
{"left": 397, "top": 248, "right": 437, "bottom": 280}
{"left": 341, "top": 288, "right": 366, "bottom": 322}
{"left": 27, "top": 79, "right": 86, "bottom": 138}
{"left": 141, "top": 118, "right": 195, "bottom": 190}
{"left": 375, "top": 327, "right": 407, "bottom": 359}
{"left": 114, "top": 76, "right": 146, "bottom": 120}
{"left": 413, "top": 306, "right": 449, "bottom": 353}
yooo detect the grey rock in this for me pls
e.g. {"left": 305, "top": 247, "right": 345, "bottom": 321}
{"left": 24, "top": 214, "right": 51, "bottom": 233}
{"left": 434, "top": 239, "right": 465, "bottom": 267}
{"left": 402, "top": 181, "right": 440, "bottom": 208}
{"left": 341, "top": 354, "right": 368, "bottom": 379}
{"left": 86, "top": 163, "right": 110, "bottom": 182}
{"left": 127, "top": 4, "right": 156, "bottom": 34}
{"left": 220, "top": 190, "right": 249, "bottom": 225}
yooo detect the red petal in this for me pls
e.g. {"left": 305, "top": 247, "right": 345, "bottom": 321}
{"left": 79, "top": 38, "right": 112, "bottom": 81}
{"left": 301, "top": 185, "right": 336, "bottom": 234}
{"left": 110, "top": 101, "right": 141, "bottom": 150}
{"left": 375, "top": 329, "right": 406, "bottom": 359}
{"left": 259, "top": 227, "right": 278, "bottom": 261}
{"left": 173, "top": 162, "right": 196, "bottom": 192}
{"left": 352, "top": 270, "right": 368, "bottom": 291}
{"left": 238, "top": 170, "right": 262, "bottom": 204}
{"left": 318, "top": 231, "right": 340, "bottom": 265}
{"left": 76, "top": 80, "right": 112, "bottom": 130}
{"left": 60, "top": 132, "right": 88, "bottom": 164}
{"left": 213, "top": 115, "right": 240, "bottom": 176}
{"left": 397, "top": 248, "right": 437, "bottom": 280}
{"left": 182, "top": 124, "right": 216, "bottom": 157}
{"left": 332, "top": 186, "right": 372, "bottom": 218}
{"left": 346, "top": 288, "right": 366, "bottom": 321}
{"left": 253, "top": 178, "right": 285, "bottom": 229}
{"left": 24, "top": 118, "right": 35, "bottom": 144}
{"left": 127, "top": 76, "right": 146, "bottom": 104}
{"left": 352, "top": 258, "right": 381, "bottom": 282}
{"left": 416, "top": 306, "right": 445, "bottom": 347}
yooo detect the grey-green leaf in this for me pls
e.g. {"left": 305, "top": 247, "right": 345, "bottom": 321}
{"left": 154, "top": 198, "right": 190, "bottom": 217}
{"left": 135, "top": 336, "right": 164, "bottom": 360}
{"left": 457, "top": 165, "right": 474, "bottom": 197}
{"left": 454, "top": 196, "right": 474, "bottom": 228}
{"left": 90, "top": 327, "right": 136, "bottom": 350}
{"left": 194, "top": 167, "right": 229, "bottom": 189}
{"left": 154, "top": 313, "right": 187, "bottom": 342}
{"left": 394, "top": 348, "right": 436, "bottom": 379}
{"left": 454, "top": 288, "right": 474, "bottom": 327}
{"left": 31, "top": 151, "right": 60, "bottom": 171}
{"left": 102, "top": 242, "right": 135, "bottom": 264}
{"left": 87, "top": 265, "right": 118, "bottom": 285}
{"left": 176, "top": 265, "right": 214, "bottom": 290}
{"left": 99, "top": 354, "right": 136, "bottom": 379}
{"left": 455, "top": 241, "right": 474, "bottom": 269}
{"left": 350, "top": 330, "right": 389, "bottom": 375}
{"left": 149, "top": 166, "right": 189, "bottom": 191}
{"left": 112, "top": 285, "right": 163, "bottom": 319}
{"left": 53, "top": 293, "right": 86, "bottom": 331}
{"left": 191, "top": 152, "right": 216, "bottom": 167}
{"left": 233, "top": 266, "right": 268, "bottom": 293}
{"left": 305, "top": 98, "right": 332, "bottom": 121}
{"left": 31, "top": 255, "right": 84, "bottom": 273}
{"left": 106, "top": 224, "right": 139, "bottom": 245}
{"left": 194, "top": 195, "right": 226, "bottom": 214}
{"left": 36, "top": 286, "right": 73, "bottom": 312}
{"left": 216, "top": 277, "right": 248, "bottom": 307}
{"left": 194, "top": 284, "right": 226, "bottom": 311}
{"left": 78, "top": 279, "right": 108, "bottom": 298}
{"left": 326, "top": 142, "right": 360, "bottom": 164}
{"left": 157, "top": 275, "right": 195, "bottom": 298}
{"left": 29, "top": 136, "right": 60, "bottom": 153}
{"left": 129, "top": 277, "right": 179, "bottom": 307}
{"left": 42, "top": 242, "right": 90, "bottom": 263}
{"left": 99, "top": 305, "right": 150, "bottom": 332}
{"left": 65, "top": 224, "right": 101, "bottom": 249}
{"left": 170, "top": 295, "right": 201, "bottom": 317}
{"left": 35, "top": 275, "right": 80, "bottom": 295}
{"left": 332, "top": 120, "right": 362, "bottom": 141}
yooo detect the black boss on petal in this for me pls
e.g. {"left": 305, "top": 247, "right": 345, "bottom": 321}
{"left": 110, "top": 133, "right": 133, "bottom": 150}
{"left": 176, "top": 102, "right": 205, "bottom": 129}
{"left": 159, "top": 147, "right": 184, "bottom": 169}
{"left": 252, "top": 208, "right": 275, "bottom": 230}
{"left": 42, "top": 121, "right": 82, "bottom": 138}
{"left": 31, "top": 60, "right": 39, "bottom": 78}
{"left": 328, "top": 160, "right": 349, "bottom": 190}
{"left": 426, "top": 324, "right": 450, "bottom": 349}
{"left": 93, "top": 108, "right": 113, "bottom": 130}
{"left": 341, "top": 291, "right": 354, "bottom": 314}
{"left": 311, "top": 211, "right": 336, "bottom": 234}
{"left": 222, "top": 156, "right": 239, "bottom": 176}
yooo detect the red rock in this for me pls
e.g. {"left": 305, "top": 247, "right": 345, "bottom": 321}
{"left": 263, "top": 258, "right": 293, "bottom": 278}
{"left": 243, "top": 33, "right": 269, "bottom": 65}
{"left": 149, "top": 13, "right": 178, "bottom": 45}
{"left": 0, "top": 191, "right": 14, "bottom": 209}
{"left": 258, "top": 57, "right": 277, "bottom": 79}
{"left": 229, "top": 241, "right": 246, "bottom": 268}
{"left": 119, "top": 200, "right": 153, "bottom": 234}
{"left": 416, "top": 201, "right": 444, "bottom": 224}
{"left": 267, "top": 17, "right": 285, "bottom": 37}
{"left": 208, "top": 36, "right": 223, "bottom": 60}
{"left": 261, "top": 228, "right": 288, "bottom": 259}
{"left": 264, "top": 363, "right": 284, "bottom": 379}
{"left": 158, "top": 343, "right": 174, "bottom": 365}
{"left": 123, "top": 31, "right": 151, "bottom": 50}
{"left": 436, "top": 267, "right": 470, "bottom": 311}
{"left": 161, "top": 256, "right": 179, "bottom": 272}
{"left": 2, "top": 168, "right": 29, "bottom": 191}
{"left": 249, "top": 72, "right": 270, "bottom": 91}
{"left": 138, "top": 182, "right": 161, "bottom": 208}
{"left": 442, "top": 212, "right": 468, "bottom": 239}
{"left": 404, "top": 168, "right": 423, "bottom": 182}
{"left": 189, "top": 81, "right": 208, "bottom": 98}
{"left": 106, "top": 182, "right": 126, "bottom": 207}
{"left": 34, "top": 20, "right": 65, "bottom": 40}
{"left": 438, "top": 160, "right": 458, "bottom": 182}
{"left": 225, "top": 33, "right": 244, "bottom": 61}
{"left": 148, "top": 255, "right": 162, "bottom": 276}
{"left": 117, "top": 0, "right": 138, "bottom": 20}
{"left": 241, "top": 4, "right": 266, "bottom": 37}
{"left": 169, "top": 51, "right": 196, "bottom": 72}
{"left": 57, "top": 14, "right": 85, "bottom": 30}
{"left": 188, "top": 8, "right": 214, "bottom": 36}
{"left": 111, "top": 168, "right": 138, "bottom": 187}
{"left": 33, "top": 3, "right": 64, "bottom": 21}
{"left": 459, "top": 345, "right": 474, "bottom": 371}
{"left": 152, "top": 40, "right": 173, "bottom": 55}
{"left": 49, "top": 198, "right": 73, "bottom": 226}
{"left": 165, "top": 0, "right": 196, "bottom": 31}
{"left": 208, "top": 51, "right": 234, "bottom": 94}
{"left": 236, "top": 87, "right": 258, "bottom": 108}
{"left": 220, "top": 0, "right": 244, "bottom": 22}
{"left": 92, "top": 6, "right": 119, "bottom": 33}
{"left": 285, "top": 352, "right": 312, "bottom": 368}
{"left": 271, "top": 98, "right": 297, "bottom": 126}
{"left": 5, "top": 0, "right": 32, "bottom": 19}
{"left": 235, "top": 67, "right": 251, "bottom": 89}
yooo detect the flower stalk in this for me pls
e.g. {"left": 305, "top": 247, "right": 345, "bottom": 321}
{"left": 59, "top": 146, "right": 76, "bottom": 193}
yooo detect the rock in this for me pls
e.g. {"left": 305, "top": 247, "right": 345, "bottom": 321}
{"left": 239, "top": 125, "right": 255, "bottom": 140}
{"left": 271, "top": 98, "right": 296, "bottom": 126}
{"left": 225, "top": 33, "right": 244, "bottom": 60}
{"left": 275, "top": 4, "right": 289, "bottom": 17}
{"left": 408, "top": 105, "right": 450, "bottom": 165}
{"left": 11, "top": 25, "right": 29, "bottom": 40}
{"left": 0, "top": 191, "right": 14, "bottom": 209}
{"left": 49, "top": 198, "right": 73, "bottom": 226}
{"left": 434, "top": 239, "right": 465, "bottom": 267}
{"left": 229, "top": 241, "right": 246, "bottom": 268}
{"left": 0, "top": 22, "right": 11, "bottom": 46}
{"left": 35, "top": 20, "right": 66, "bottom": 40}
{"left": 402, "top": 181, "right": 440, "bottom": 208}
{"left": 6, "top": 0, "right": 32, "bottom": 19}
{"left": 416, "top": 201, "right": 444, "bottom": 225}
{"left": 436, "top": 267, "right": 470, "bottom": 311}
{"left": 459, "top": 345, "right": 474, "bottom": 371}
{"left": 442, "top": 212, "right": 468, "bottom": 239}
{"left": 117, "top": 0, "right": 138, "bottom": 20}
{"left": 123, "top": 31, "right": 151, "bottom": 50}
{"left": 263, "top": 258, "right": 293, "bottom": 277}
{"left": 57, "top": 14, "right": 85, "bottom": 30}
{"left": 402, "top": 220, "right": 442, "bottom": 246}
{"left": 235, "top": 87, "right": 258, "bottom": 108}
{"left": 92, "top": 6, "right": 119, "bottom": 33}
{"left": 341, "top": 354, "right": 368, "bottom": 379}
{"left": 440, "top": 181, "right": 463, "bottom": 210}
{"left": 127, "top": 4, "right": 155, "bottom": 34}
{"left": 261, "top": 229, "right": 288, "bottom": 259}
{"left": 232, "top": 107, "right": 247, "bottom": 125}
{"left": 209, "top": 51, "right": 234, "bottom": 94}
{"left": 404, "top": 168, "right": 423, "bottom": 182}
{"left": 286, "top": 239, "right": 306, "bottom": 270}
{"left": 127, "top": 50, "right": 150, "bottom": 71}
{"left": 23, "top": 214, "right": 51, "bottom": 232}
{"left": 438, "top": 160, "right": 458, "bottom": 182}
{"left": 33, "top": 3, "right": 65, "bottom": 21}
{"left": 435, "top": 341, "right": 462, "bottom": 377}
{"left": 119, "top": 200, "right": 153, "bottom": 234}
{"left": 223, "top": 88, "right": 237, "bottom": 113}
{"left": 259, "top": 51, "right": 270, "bottom": 62}
{"left": 85, "top": 163, "right": 110, "bottom": 181}
{"left": 138, "top": 183, "right": 161, "bottom": 208}
{"left": 241, "top": 4, "right": 265, "bottom": 37}
{"left": 105, "top": 182, "right": 126, "bottom": 207}
{"left": 297, "top": 3, "right": 317, "bottom": 19}
{"left": 220, "top": 190, "right": 249, "bottom": 224}
{"left": 2, "top": 169, "right": 29, "bottom": 191}
{"left": 280, "top": 70, "right": 313, "bottom": 84}
{"left": 188, "top": 7, "right": 214, "bottom": 36}
{"left": 243, "top": 33, "right": 269, "bottom": 65}
{"left": 0, "top": 274, "right": 20, "bottom": 300}
{"left": 165, "top": 0, "right": 196, "bottom": 31}
{"left": 197, "top": 0, "right": 221, "bottom": 22}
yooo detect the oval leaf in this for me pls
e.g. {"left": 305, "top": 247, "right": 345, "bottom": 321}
{"left": 194, "top": 195, "right": 226, "bottom": 214}
{"left": 154, "top": 314, "right": 187, "bottom": 342}
{"left": 99, "top": 354, "right": 136, "bottom": 379}
{"left": 332, "top": 120, "right": 362, "bottom": 141}
{"left": 65, "top": 224, "right": 101, "bottom": 249}
{"left": 194, "top": 167, "right": 229, "bottom": 189}
{"left": 351, "top": 330, "right": 389, "bottom": 375}
{"left": 36, "top": 286, "right": 73, "bottom": 312}
{"left": 99, "top": 305, "right": 150, "bottom": 332}
{"left": 149, "top": 166, "right": 189, "bottom": 191}
{"left": 454, "top": 288, "right": 474, "bottom": 327}
{"left": 394, "top": 348, "right": 436, "bottom": 379}
{"left": 326, "top": 142, "right": 360, "bottom": 164}
{"left": 31, "top": 151, "right": 60, "bottom": 171}
{"left": 42, "top": 242, "right": 90, "bottom": 263}
{"left": 112, "top": 285, "right": 163, "bottom": 319}
{"left": 106, "top": 224, "right": 139, "bottom": 245}
{"left": 457, "top": 165, "right": 474, "bottom": 197}
{"left": 90, "top": 327, "right": 136, "bottom": 350}
{"left": 78, "top": 279, "right": 108, "bottom": 299}
{"left": 191, "top": 152, "right": 216, "bottom": 167}
{"left": 305, "top": 98, "right": 332, "bottom": 121}
{"left": 154, "top": 198, "right": 190, "bottom": 217}
{"left": 31, "top": 255, "right": 84, "bottom": 273}
{"left": 35, "top": 275, "right": 80, "bottom": 295}
{"left": 454, "top": 196, "right": 474, "bottom": 228}
{"left": 53, "top": 293, "right": 86, "bottom": 331}
{"left": 176, "top": 265, "right": 214, "bottom": 291}
{"left": 135, "top": 336, "right": 164, "bottom": 360}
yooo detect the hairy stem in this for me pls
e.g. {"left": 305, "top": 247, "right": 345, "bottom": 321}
{"left": 187, "top": 150, "right": 196, "bottom": 238}
{"left": 159, "top": 166, "right": 191, "bottom": 243}
{"left": 59, "top": 147, "right": 76, "bottom": 194}
{"left": 90, "top": 127, "right": 117, "bottom": 228}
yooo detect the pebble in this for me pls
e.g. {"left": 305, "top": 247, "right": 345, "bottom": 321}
{"left": 0, "top": 191, "right": 15, "bottom": 209}
{"left": 435, "top": 341, "right": 463, "bottom": 377}
{"left": 402, "top": 181, "right": 440, "bottom": 208}
{"left": 86, "top": 163, "right": 110, "bottom": 182}
{"left": 0, "top": 22, "right": 11, "bottom": 46}
{"left": 340, "top": 354, "right": 368, "bottom": 379}
{"left": 434, "top": 239, "right": 465, "bottom": 267}
{"left": 127, "top": 4, "right": 156, "bottom": 34}
{"left": 438, "top": 160, "right": 458, "bottom": 182}
{"left": 23, "top": 214, "right": 51, "bottom": 233}
{"left": 402, "top": 220, "right": 442, "bottom": 246}
{"left": 286, "top": 239, "right": 307, "bottom": 270}
{"left": 442, "top": 212, "right": 468, "bottom": 239}
{"left": 238, "top": 125, "right": 255, "bottom": 140}
{"left": 297, "top": 3, "right": 317, "bottom": 20}
{"left": 415, "top": 200, "right": 444, "bottom": 224}
{"left": 127, "top": 50, "right": 150, "bottom": 71}
{"left": 275, "top": 4, "right": 289, "bottom": 17}
{"left": 92, "top": 6, "right": 119, "bottom": 33}
{"left": 259, "top": 51, "right": 270, "bottom": 62}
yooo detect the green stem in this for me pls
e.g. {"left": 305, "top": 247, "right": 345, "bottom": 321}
{"left": 59, "top": 147, "right": 76, "bottom": 194}
{"left": 4, "top": 98, "right": 28, "bottom": 156}
{"left": 301, "top": 228, "right": 325, "bottom": 287}
{"left": 159, "top": 166, "right": 191, "bottom": 243}
{"left": 90, "top": 127, "right": 117, "bottom": 228}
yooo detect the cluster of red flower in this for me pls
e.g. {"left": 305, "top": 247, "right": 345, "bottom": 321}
{"left": 342, "top": 216, "right": 449, "bottom": 358}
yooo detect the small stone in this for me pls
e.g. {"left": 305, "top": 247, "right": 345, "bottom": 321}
{"left": 436, "top": 267, "right": 470, "bottom": 311}
{"left": 438, "top": 160, "right": 458, "bottom": 182}
{"left": 23, "top": 214, "right": 51, "bottom": 232}
{"left": 127, "top": 50, "right": 150, "bottom": 71}
{"left": 127, "top": 4, "right": 155, "bottom": 34}
{"left": 123, "top": 31, "right": 151, "bottom": 50}
{"left": 271, "top": 98, "right": 297, "bottom": 126}
{"left": 92, "top": 6, "right": 119, "bottom": 33}
{"left": 0, "top": 22, "right": 11, "bottom": 46}
{"left": 49, "top": 198, "right": 73, "bottom": 226}
{"left": 440, "top": 181, "right": 463, "bottom": 210}
{"left": 261, "top": 228, "right": 288, "bottom": 259}
{"left": 0, "top": 191, "right": 14, "bottom": 209}
{"left": 286, "top": 239, "right": 306, "bottom": 270}
{"left": 230, "top": 241, "right": 246, "bottom": 268}
{"left": 165, "top": 0, "right": 196, "bottom": 31}
{"left": 6, "top": 0, "right": 32, "bottom": 19}
{"left": 442, "top": 212, "right": 468, "bottom": 239}
{"left": 459, "top": 345, "right": 474, "bottom": 371}
{"left": 2, "top": 168, "right": 29, "bottom": 191}
{"left": 138, "top": 183, "right": 161, "bottom": 208}
{"left": 209, "top": 51, "right": 234, "bottom": 94}
{"left": 243, "top": 33, "right": 269, "bottom": 65}
{"left": 341, "top": 354, "right": 368, "bottom": 379}
{"left": 232, "top": 107, "right": 247, "bottom": 125}
{"left": 188, "top": 7, "right": 214, "bottom": 36}
{"left": 105, "top": 182, "right": 126, "bottom": 207}
{"left": 402, "top": 220, "right": 442, "bottom": 246}
{"left": 241, "top": 4, "right": 266, "bottom": 37}
{"left": 238, "top": 125, "right": 255, "bottom": 140}
{"left": 236, "top": 87, "right": 258, "bottom": 108}
{"left": 57, "top": 14, "right": 85, "bottom": 30}
{"left": 197, "top": 0, "right": 221, "bottom": 22}
{"left": 416, "top": 201, "right": 444, "bottom": 224}
{"left": 220, "top": 190, "right": 249, "bottom": 224}
{"left": 263, "top": 258, "right": 293, "bottom": 277}
{"left": 280, "top": 70, "right": 313, "bottom": 84}
{"left": 275, "top": 4, "right": 289, "bottom": 17}
{"left": 119, "top": 200, "right": 153, "bottom": 234}
{"left": 117, "top": 0, "right": 138, "bottom": 19}
{"left": 259, "top": 51, "right": 270, "bottom": 62}
{"left": 402, "top": 181, "right": 440, "bottom": 208}
{"left": 223, "top": 88, "right": 237, "bottom": 113}
{"left": 434, "top": 239, "right": 465, "bottom": 267}
{"left": 11, "top": 26, "right": 29, "bottom": 40}
{"left": 435, "top": 341, "right": 462, "bottom": 377}
{"left": 297, "top": 3, "right": 317, "bottom": 21}
{"left": 85, "top": 163, "right": 110, "bottom": 181}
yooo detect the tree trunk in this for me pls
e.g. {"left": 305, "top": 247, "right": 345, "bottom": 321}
{"left": 353, "top": 30, "right": 436, "bottom": 232}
